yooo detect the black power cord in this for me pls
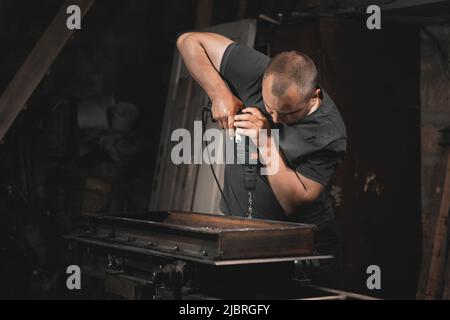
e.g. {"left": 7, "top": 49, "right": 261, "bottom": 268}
{"left": 201, "top": 104, "right": 233, "bottom": 216}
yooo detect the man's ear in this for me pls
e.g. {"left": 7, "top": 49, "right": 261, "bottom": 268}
{"left": 308, "top": 88, "right": 321, "bottom": 105}
{"left": 314, "top": 88, "right": 321, "bottom": 98}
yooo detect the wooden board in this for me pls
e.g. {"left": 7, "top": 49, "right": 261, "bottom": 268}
{"left": 0, "top": 0, "right": 94, "bottom": 140}
{"left": 424, "top": 152, "right": 450, "bottom": 299}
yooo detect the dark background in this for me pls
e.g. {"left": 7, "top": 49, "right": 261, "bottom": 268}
{"left": 0, "top": 0, "right": 449, "bottom": 299}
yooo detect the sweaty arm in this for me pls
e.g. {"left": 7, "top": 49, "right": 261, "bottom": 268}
{"left": 176, "top": 32, "right": 242, "bottom": 130}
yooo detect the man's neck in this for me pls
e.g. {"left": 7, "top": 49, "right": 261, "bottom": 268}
{"left": 306, "top": 96, "right": 322, "bottom": 116}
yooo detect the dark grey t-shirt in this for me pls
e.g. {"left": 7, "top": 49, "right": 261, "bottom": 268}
{"left": 219, "top": 43, "right": 347, "bottom": 226}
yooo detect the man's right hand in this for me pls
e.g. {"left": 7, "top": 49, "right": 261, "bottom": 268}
{"left": 211, "top": 93, "right": 243, "bottom": 135}
{"left": 176, "top": 32, "right": 240, "bottom": 134}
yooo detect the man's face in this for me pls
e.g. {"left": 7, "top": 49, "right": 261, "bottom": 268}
{"left": 262, "top": 75, "right": 312, "bottom": 125}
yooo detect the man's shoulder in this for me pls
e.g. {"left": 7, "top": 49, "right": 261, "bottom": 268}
{"left": 279, "top": 92, "right": 347, "bottom": 158}
{"left": 220, "top": 43, "right": 270, "bottom": 105}
{"left": 220, "top": 43, "right": 270, "bottom": 76}
{"left": 320, "top": 91, "right": 347, "bottom": 142}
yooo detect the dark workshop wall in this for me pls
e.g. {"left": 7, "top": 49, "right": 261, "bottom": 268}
{"left": 324, "top": 19, "right": 421, "bottom": 300}
{"left": 417, "top": 25, "right": 450, "bottom": 299}
{"left": 0, "top": 0, "right": 198, "bottom": 298}
{"left": 0, "top": 0, "right": 198, "bottom": 218}
{"left": 258, "top": 18, "right": 421, "bottom": 299}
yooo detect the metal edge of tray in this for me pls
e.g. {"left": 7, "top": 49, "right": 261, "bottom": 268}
{"left": 83, "top": 211, "right": 313, "bottom": 234}
{"left": 63, "top": 234, "right": 330, "bottom": 266}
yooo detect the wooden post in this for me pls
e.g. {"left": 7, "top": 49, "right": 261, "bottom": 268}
{"left": 0, "top": 0, "right": 94, "bottom": 141}
{"left": 425, "top": 151, "right": 450, "bottom": 299}
{"left": 238, "top": 0, "right": 247, "bottom": 20}
{"left": 195, "top": 0, "right": 214, "bottom": 29}
{"left": 443, "top": 247, "right": 450, "bottom": 299}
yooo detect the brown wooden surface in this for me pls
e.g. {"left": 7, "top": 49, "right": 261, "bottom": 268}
{"left": 444, "top": 252, "right": 450, "bottom": 299}
{"left": 105, "top": 210, "right": 304, "bottom": 229}
{"left": 0, "top": 0, "right": 94, "bottom": 140}
{"left": 195, "top": 0, "right": 214, "bottom": 29}
{"left": 424, "top": 152, "right": 450, "bottom": 299}
{"left": 219, "top": 228, "right": 314, "bottom": 260}
{"left": 167, "top": 210, "right": 303, "bottom": 229}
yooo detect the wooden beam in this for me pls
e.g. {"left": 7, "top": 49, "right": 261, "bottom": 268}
{"left": 443, "top": 245, "right": 450, "bottom": 299}
{"left": 237, "top": 0, "right": 247, "bottom": 20}
{"left": 303, "top": 284, "right": 380, "bottom": 300}
{"left": 381, "top": 0, "right": 448, "bottom": 11}
{"left": 0, "top": 0, "right": 94, "bottom": 141}
{"left": 195, "top": 0, "right": 214, "bottom": 29}
{"left": 425, "top": 151, "right": 450, "bottom": 299}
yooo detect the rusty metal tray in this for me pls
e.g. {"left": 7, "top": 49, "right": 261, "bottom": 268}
{"left": 65, "top": 211, "right": 315, "bottom": 264}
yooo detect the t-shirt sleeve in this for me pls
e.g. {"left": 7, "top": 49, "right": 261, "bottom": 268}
{"left": 219, "top": 43, "right": 270, "bottom": 104}
{"left": 295, "top": 141, "right": 346, "bottom": 186}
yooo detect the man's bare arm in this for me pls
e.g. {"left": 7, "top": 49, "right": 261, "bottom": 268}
{"left": 176, "top": 32, "right": 242, "bottom": 130}
{"left": 266, "top": 149, "right": 324, "bottom": 215}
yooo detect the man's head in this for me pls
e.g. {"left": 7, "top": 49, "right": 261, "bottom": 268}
{"left": 262, "top": 51, "right": 321, "bottom": 124}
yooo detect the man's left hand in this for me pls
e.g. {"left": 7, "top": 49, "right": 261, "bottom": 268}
{"left": 233, "top": 107, "right": 271, "bottom": 146}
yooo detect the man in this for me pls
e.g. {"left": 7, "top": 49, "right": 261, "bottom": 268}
{"left": 177, "top": 32, "right": 347, "bottom": 287}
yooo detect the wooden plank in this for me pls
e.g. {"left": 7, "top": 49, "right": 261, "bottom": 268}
{"left": 443, "top": 244, "right": 450, "bottom": 299}
{"left": 195, "top": 0, "right": 214, "bottom": 29}
{"left": 304, "top": 285, "right": 380, "bottom": 300}
{"left": 166, "top": 210, "right": 303, "bottom": 229}
{"left": 164, "top": 78, "right": 191, "bottom": 210}
{"left": 301, "top": 295, "right": 346, "bottom": 300}
{"left": 237, "top": 0, "right": 247, "bottom": 20}
{"left": 0, "top": 0, "right": 94, "bottom": 141}
{"left": 173, "top": 79, "right": 203, "bottom": 211}
{"left": 148, "top": 54, "right": 183, "bottom": 210}
{"left": 425, "top": 151, "right": 450, "bottom": 299}
{"left": 381, "top": 0, "right": 448, "bottom": 11}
